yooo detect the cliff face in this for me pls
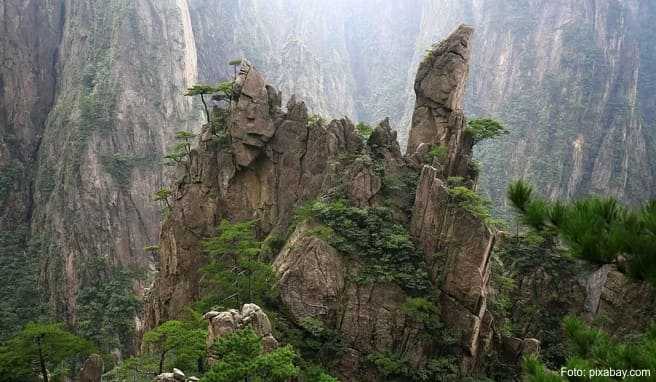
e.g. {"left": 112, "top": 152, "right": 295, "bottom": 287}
{"left": 0, "top": 0, "right": 199, "bottom": 343}
{"left": 31, "top": 0, "right": 198, "bottom": 324}
{"left": 0, "top": 0, "right": 64, "bottom": 337}
{"left": 188, "top": 0, "right": 424, "bottom": 125}
{"left": 462, "top": 0, "right": 656, "bottom": 209}
{"left": 186, "top": 0, "right": 656, "bottom": 208}
{"left": 145, "top": 25, "right": 497, "bottom": 380}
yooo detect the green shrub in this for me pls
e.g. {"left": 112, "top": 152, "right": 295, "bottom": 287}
{"left": 465, "top": 118, "right": 508, "bottom": 144}
{"left": 299, "top": 200, "right": 430, "bottom": 293}
{"left": 447, "top": 186, "right": 501, "bottom": 227}
{"left": 202, "top": 328, "right": 299, "bottom": 382}
{"left": 199, "top": 220, "right": 277, "bottom": 311}
{"left": 523, "top": 317, "right": 656, "bottom": 381}
{"left": 355, "top": 122, "right": 373, "bottom": 141}
{"left": 427, "top": 145, "right": 448, "bottom": 162}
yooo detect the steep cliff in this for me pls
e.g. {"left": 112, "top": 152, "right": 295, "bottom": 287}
{"left": 31, "top": 0, "right": 198, "bottom": 337}
{"left": 145, "top": 25, "right": 498, "bottom": 380}
{"left": 0, "top": 0, "right": 64, "bottom": 338}
{"left": 0, "top": 0, "right": 200, "bottom": 351}
{"left": 186, "top": 0, "right": 656, "bottom": 208}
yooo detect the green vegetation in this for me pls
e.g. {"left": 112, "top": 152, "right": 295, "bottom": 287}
{"left": 164, "top": 130, "right": 197, "bottom": 178}
{"left": 465, "top": 118, "right": 508, "bottom": 145}
{"left": 0, "top": 225, "right": 44, "bottom": 341}
{"left": 297, "top": 199, "right": 430, "bottom": 293}
{"left": 185, "top": 84, "right": 219, "bottom": 124}
{"left": 76, "top": 258, "right": 141, "bottom": 361}
{"left": 100, "top": 153, "right": 156, "bottom": 186}
{"left": 0, "top": 163, "right": 19, "bottom": 202}
{"left": 447, "top": 185, "right": 501, "bottom": 227}
{"left": 202, "top": 328, "right": 299, "bottom": 382}
{"left": 366, "top": 297, "right": 462, "bottom": 381}
{"left": 0, "top": 322, "right": 94, "bottom": 382}
{"left": 308, "top": 114, "right": 326, "bottom": 127}
{"left": 427, "top": 145, "right": 448, "bottom": 162}
{"left": 185, "top": 81, "right": 235, "bottom": 125}
{"left": 507, "top": 180, "right": 656, "bottom": 285}
{"left": 523, "top": 317, "right": 656, "bottom": 381}
{"left": 153, "top": 187, "right": 173, "bottom": 211}
{"left": 143, "top": 320, "right": 207, "bottom": 374}
{"left": 199, "top": 220, "right": 277, "bottom": 311}
{"left": 355, "top": 122, "right": 374, "bottom": 141}
{"left": 114, "top": 316, "right": 206, "bottom": 379}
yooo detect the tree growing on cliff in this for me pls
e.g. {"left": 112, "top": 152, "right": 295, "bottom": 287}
{"left": 465, "top": 118, "right": 508, "bottom": 145}
{"left": 228, "top": 59, "right": 242, "bottom": 81}
{"left": 142, "top": 320, "right": 207, "bottom": 375}
{"left": 186, "top": 84, "right": 218, "bottom": 124}
{"left": 0, "top": 322, "right": 93, "bottom": 382}
{"left": 200, "top": 220, "right": 276, "bottom": 310}
{"left": 201, "top": 328, "right": 299, "bottom": 382}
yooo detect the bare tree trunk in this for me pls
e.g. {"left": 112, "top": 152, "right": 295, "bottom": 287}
{"left": 200, "top": 93, "right": 210, "bottom": 124}
{"left": 37, "top": 336, "right": 49, "bottom": 382}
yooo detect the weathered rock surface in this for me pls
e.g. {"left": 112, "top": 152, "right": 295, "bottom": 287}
{"left": 146, "top": 26, "right": 498, "bottom": 380}
{"left": 78, "top": 354, "right": 103, "bottom": 382}
{"left": 406, "top": 25, "right": 474, "bottom": 179}
{"left": 273, "top": 224, "right": 429, "bottom": 379}
{"left": 495, "top": 239, "right": 656, "bottom": 371}
{"left": 144, "top": 61, "right": 366, "bottom": 325}
{"left": 406, "top": 29, "right": 496, "bottom": 369}
{"left": 205, "top": 304, "right": 278, "bottom": 361}
{"left": 153, "top": 368, "right": 187, "bottom": 382}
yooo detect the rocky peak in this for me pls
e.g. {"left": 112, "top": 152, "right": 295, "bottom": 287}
{"left": 146, "top": 26, "right": 496, "bottom": 379}
{"left": 406, "top": 24, "right": 474, "bottom": 178}
{"left": 229, "top": 59, "right": 281, "bottom": 168}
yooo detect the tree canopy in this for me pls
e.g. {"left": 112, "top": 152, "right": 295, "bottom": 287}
{"left": 465, "top": 117, "right": 508, "bottom": 144}
{"left": 142, "top": 320, "right": 207, "bottom": 374}
{"left": 199, "top": 220, "right": 276, "bottom": 311}
{"left": 201, "top": 328, "right": 299, "bottom": 382}
{"left": 0, "top": 322, "right": 94, "bottom": 382}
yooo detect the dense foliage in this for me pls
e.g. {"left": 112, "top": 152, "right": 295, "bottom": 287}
{"left": 142, "top": 320, "right": 207, "bottom": 374}
{"left": 199, "top": 220, "right": 277, "bottom": 312}
{"left": 0, "top": 323, "right": 93, "bottom": 382}
{"left": 524, "top": 317, "right": 656, "bottom": 381}
{"left": 297, "top": 199, "right": 430, "bottom": 293}
{"left": 507, "top": 180, "right": 656, "bottom": 285}
{"left": 465, "top": 118, "right": 508, "bottom": 144}
{"left": 113, "top": 315, "right": 207, "bottom": 379}
{"left": 76, "top": 258, "right": 141, "bottom": 360}
{"left": 201, "top": 328, "right": 298, "bottom": 382}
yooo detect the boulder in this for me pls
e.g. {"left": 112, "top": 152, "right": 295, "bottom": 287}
{"left": 205, "top": 303, "right": 279, "bottom": 364}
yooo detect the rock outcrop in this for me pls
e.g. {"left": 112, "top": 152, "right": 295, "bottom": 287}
{"left": 146, "top": 25, "right": 497, "bottom": 380}
{"left": 144, "top": 60, "right": 366, "bottom": 325}
{"left": 153, "top": 368, "right": 191, "bottom": 382}
{"left": 405, "top": 26, "right": 495, "bottom": 371}
{"left": 492, "top": 237, "right": 656, "bottom": 373}
{"left": 204, "top": 303, "right": 279, "bottom": 357}
{"left": 406, "top": 25, "right": 474, "bottom": 180}
{"left": 274, "top": 223, "right": 430, "bottom": 377}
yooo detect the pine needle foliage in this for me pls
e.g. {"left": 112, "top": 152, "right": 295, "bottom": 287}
{"left": 506, "top": 180, "right": 656, "bottom": 285}
{"left": 199, "top": 220, "right": 277, "bottom": 311}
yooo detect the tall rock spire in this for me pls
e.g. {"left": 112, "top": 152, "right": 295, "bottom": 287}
{"left": 406, "top": 24, "right": 473, "bottom": 177}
